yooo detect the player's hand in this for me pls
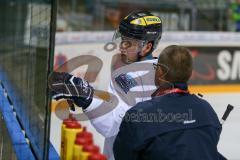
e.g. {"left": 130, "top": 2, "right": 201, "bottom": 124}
{"left": 49, "top": 72, "right": 94, "bottom": 109}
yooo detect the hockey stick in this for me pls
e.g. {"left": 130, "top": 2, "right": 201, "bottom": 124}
{"left": 220, "top": 104, "right": 234, "bottom": 125}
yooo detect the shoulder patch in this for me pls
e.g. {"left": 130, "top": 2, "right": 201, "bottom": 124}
{"left": 115, "top": 73, "right": 137, "bottom": 94}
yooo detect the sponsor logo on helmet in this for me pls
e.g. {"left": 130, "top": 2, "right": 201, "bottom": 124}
{"left": 144, "top": 16, "right": 161, "bottom": 25}
{"left": 146, "top": 17, "right": 160, "bottom": 22}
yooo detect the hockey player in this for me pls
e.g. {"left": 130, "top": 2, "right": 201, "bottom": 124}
{"left": 50, "top": 11, "right": 162, "bottom": 160}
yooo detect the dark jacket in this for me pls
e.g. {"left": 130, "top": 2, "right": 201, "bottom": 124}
{"left": 113, "top": 90, "right": 226, "bottom": 160}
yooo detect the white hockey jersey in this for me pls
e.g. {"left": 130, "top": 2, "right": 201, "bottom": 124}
{"left": 84, "top": 59, "right": 157, "bottom": 160}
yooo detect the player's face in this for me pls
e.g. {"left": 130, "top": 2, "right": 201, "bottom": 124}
{"left": 119, "top": 36, "right": 144, "bottom": 63}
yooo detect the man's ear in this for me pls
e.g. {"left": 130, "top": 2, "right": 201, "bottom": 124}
{"left": 158, "top": 66, "right": 164, "bottom": 77}
{"left": 155, "top": 65, "right": 164, "bottom": 86}
{"left": 140, "top": 42, "right": 153, "bottom": 57}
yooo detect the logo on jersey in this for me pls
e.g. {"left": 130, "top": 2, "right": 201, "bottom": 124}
{"left": 115, "top": 73, "right": 137, "bottom": 94}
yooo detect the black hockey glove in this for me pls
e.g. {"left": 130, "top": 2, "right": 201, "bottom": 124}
{"left": 49, "top": 72, "right": 93, "bottom": 109}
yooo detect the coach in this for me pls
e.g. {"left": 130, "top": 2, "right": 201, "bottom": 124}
{"left": 113, "top": 45, "right": 226, "bottom": 160}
